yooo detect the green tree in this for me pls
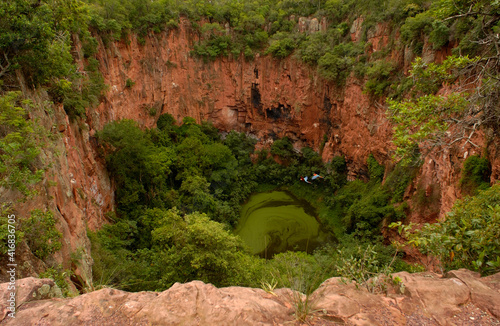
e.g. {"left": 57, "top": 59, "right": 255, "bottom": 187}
{"left": 97, "top": 120, "right": 161, "bottom": 208}
{"left": 391, "top": 0, "right": 500, "bottom": 163}
{"left": 0, "top": 0, "right": 88, "bottom": 84}
{"left": 151, "top": 209, "right": 259, "bottom": 288}
{"left": 0, "top": 92, "right": 43, "bottom": 197}
{"left": 317, "top": 43, "right": 363, "bottom": 85}
{"left": 395, "top": 184, "right": 500, "bottom": 275}
{"left": 265, "top": 32, "right": 298, "bottom": 58}
{"left": 387, "top": 56, "right": 477, "bottom": 163}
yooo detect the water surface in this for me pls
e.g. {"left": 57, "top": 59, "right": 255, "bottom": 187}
{"left": 235, "top": 190, "right": 330, "bottom": 258}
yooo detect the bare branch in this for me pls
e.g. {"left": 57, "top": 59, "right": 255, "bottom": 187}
{"left": 0, "top": 52, "right": 11, "bottom": 79}
{"left": 442, "top": 5, "right": 476, "bottom": 22}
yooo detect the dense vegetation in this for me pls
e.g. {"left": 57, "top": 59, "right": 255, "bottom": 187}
{"left": 393, "top": 184, "right": 500, "bottom": 275}
{"left": 90, "top": 116, "right": 420, "bottom": 291}
{"left": 0, "top": 0, "right": 499, "bottom": 297}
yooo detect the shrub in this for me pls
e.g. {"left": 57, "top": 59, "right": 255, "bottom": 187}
{"left": 364, "top": 60, "right": 396, "bottom": 97}
{"left": 383, "top": 161, "right": 419, "bottom": 203}
{"left": 343, "top": 185, "right": 394, "bottom": 238}
{"left": 157, "top": 113, "right": 177, "bottom": 131}
{"left": 396, "top": 184, "right": 500, "bottom": 275}
{"left": 270, "top": 137, "right": 296, "bottom": 159}
{"left": 429, "top": 21, "right": 450, "bottom": 50}
{"left": 460, "top": 155, "right": 490, "bottom": 195}
{"left": 193, "top": 34, "right": 233, "bottom": 60}
{"left": 81, "top": 35, "right": 99, "bottom": 58}
{"left": 335, "top": 244, "right": 396, "bottom": 293}
{"left": 148, "top": 107, "right": 157, "bottom": 116}
{"left": 265, "top": 33, "right": 297, "bottom": 58}
{"left": 125, "top": 78, "right": 135, "bottom": 88}
{"left": 0, "top": 92, "right": 44, "bottom": 197}
{"left": 0, "top": 205, "right": 24, "bottom": 256}
{"left": 39, "top": 265, "right": 74, "bottom": 296}
{"left": 317, "top": 43, "right": 363, "bottom": 85}
{"left": 367, "top": 154, "right": 384, "bottom": 182}
{"left": 22, "top": 210, "right": 62, "bottom": 260}
{"left": 318, "top": 52, "right": 347, "bottom": 82}
{"left": 401, "top": 13, "right": 434, "bottom": 45}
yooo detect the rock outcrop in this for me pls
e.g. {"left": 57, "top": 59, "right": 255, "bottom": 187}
{"left": 1, "top": 269, "right": 499, "bottom": 325}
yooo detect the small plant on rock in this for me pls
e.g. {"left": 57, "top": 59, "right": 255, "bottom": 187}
{"left": 125, "top": 78, "right": 135, "bottom": 88}
{"left": 335, "top": 244, "right": 398, "bottom": 293}
{"left": 23, "top": 209, "right": 62, "bottom": 260}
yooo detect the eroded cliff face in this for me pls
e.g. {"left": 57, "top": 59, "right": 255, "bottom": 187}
{"left": 3, "top": 17, "right": 498, "bottom": 287}
{"left": 0, "top": 77, "right": 113, "bottom": 290}
{"left": 91, "top": 18, "right": 398, "bottom": 176}
{"left": 91, "top": 17, "right": 498, "bottom": 221}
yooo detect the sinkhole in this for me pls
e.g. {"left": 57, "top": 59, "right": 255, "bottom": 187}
{"left": 234, "top": 190, "right": 332, "bottom": 258}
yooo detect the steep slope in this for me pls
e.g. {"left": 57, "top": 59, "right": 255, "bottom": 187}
{"left": 91, "top": 17, "right": 495, "bottom": 220}
{"left": 1, "top": 15, "right": 498, "bottom": 289}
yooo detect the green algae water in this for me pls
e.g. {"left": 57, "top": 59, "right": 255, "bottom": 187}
{"left": 235, "top": 190, "right": 331, "bottom": 258}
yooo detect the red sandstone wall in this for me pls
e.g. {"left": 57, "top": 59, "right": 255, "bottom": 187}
{"left": 3, "top": 17, "right": 498, "bottom": 286}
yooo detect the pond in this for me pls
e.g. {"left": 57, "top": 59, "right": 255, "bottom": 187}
{"left": 234, "top": 190, "right": 332, "bottom": 258}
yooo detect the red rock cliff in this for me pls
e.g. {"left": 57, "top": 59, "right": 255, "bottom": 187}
{"left": 91, "top": 17, "right": 498, "bottom": 219}
{"left": 3, "top": 17, "right": 498, "bottom": 287}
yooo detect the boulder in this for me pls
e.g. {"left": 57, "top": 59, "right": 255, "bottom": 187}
{"left": 1, "top": 271, "right": 499, "bottom": 325}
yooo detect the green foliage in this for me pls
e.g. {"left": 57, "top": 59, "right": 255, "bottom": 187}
{"left": 39, "top": 265, "right": 74, "bottom": 296}
{"left": 460, "top": 155, "right": 490, "bottom": 195}
{"left": 325, "top": 156, "right": 415, "bottom": 239}
{"left": 410, "top": 56, "right": 476, "bottom": 95}
{"left": 335, "top": 244, "right": 396, "bottom": 293}
{"left": 395, "top": 184, "right": 500, "bottom": 275}
{"left": 90, "top": 208, "right": 262, "bottom": 291}
{"left": 326, "top": 156, "right": 347, "bottom": 191}
{"left": 147, "top": 107, "right": 157, "bottom": 116}
{"left": 265, "top": 32, "right": 298, "bottom": 58}
{"left": 267, "top": 251, "right": 322, "bottom": 295}
{"left": 400, "top": 12, "right": 434, "bottom": 53}
{"left": 157, "top": 113, "right": 177, "bottom": 131}
{"left": 264, "top": 251, "right": 324, "bottom": 323}
{"left": 151, "top": 209, "right": 261, "bottom": 288}
{"left": 343, "top": 184, "right": 394, "bottom": 238}
{"left": 0, "top": 92, "right": 44, "bottom": 197}
{"left": 193, "top": 33, "right": 233, "bottom": 61}
{"left": 125, "top": 78, "right": 135, "bottom": 88}
{"left": 364, "top": 60, "right": 396, "bottom": 97}
{"left": 92, "top": 116, "right": 423, "bottom": 293}
{"left": 0, "top": 1, "right": 105, "bottom": 119}
{"left": 389, "top": 93, "right": 467, "bottom": 162}
{"left": 22, "top": 209, "right": 62, "bottom": 260}
{"left": 0, "top": 0, "right": 86, "bottom": 84}
{"left": 95, "top": 117, "right": 398, "bottom": 292}
{"left": 367, "top": 154, "right": 384, "bottom": 182}
{"left": 317, "top": 43, "right": 364, "bottom": 85}
{"left": 270, "top": 136, "right": 295, "bottom": 160}
{"left": 429, "top": 20, "right": 450, "bottom": 50}
{"left": 387, "top": 55, "right": 479, "bottom": 162}
{"left": 97, "top": 119, "right": 176, "bottom": 210}
{"left": 383, "top": 161, "right": 419, "bottom": 203}
{"left": 224, "top": 131, "right": 257, "bottom": 165}
{"left": 85, "top": 0, "right": 179, "bottom": 41}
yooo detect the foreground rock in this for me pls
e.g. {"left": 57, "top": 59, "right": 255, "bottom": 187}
{"left": 1, "top": 270, "right": 499, "bottom": 325}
